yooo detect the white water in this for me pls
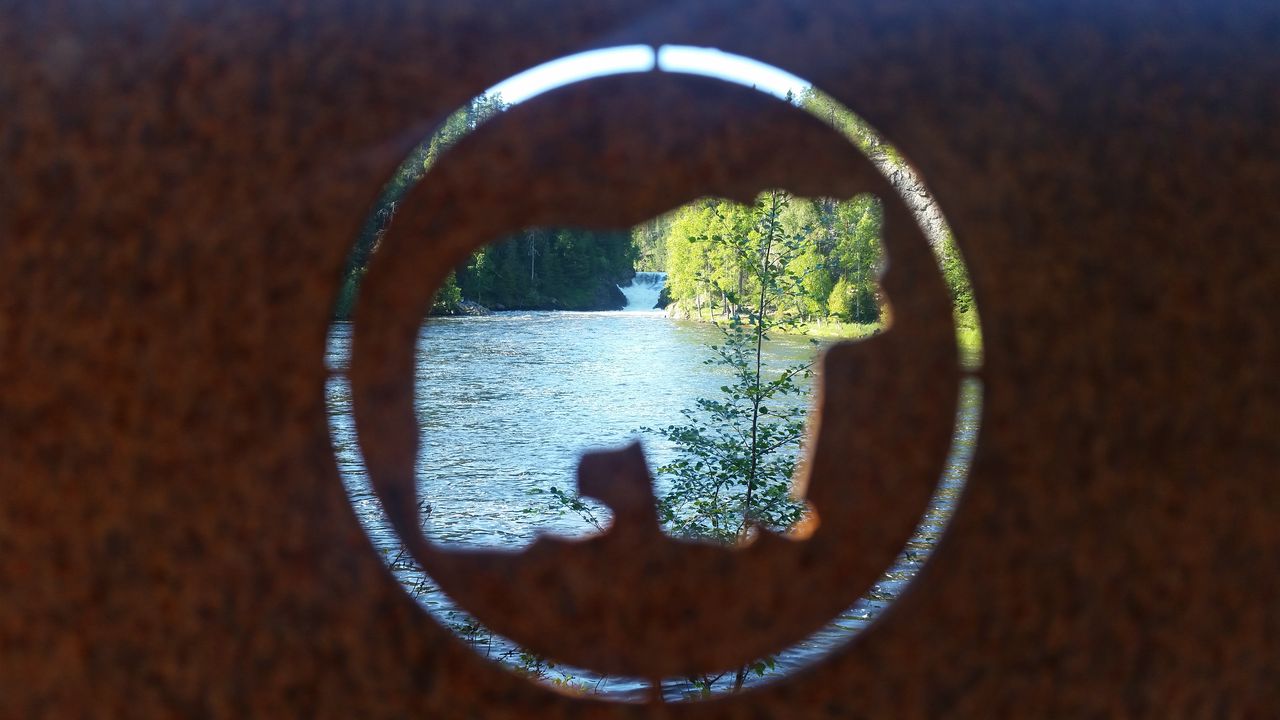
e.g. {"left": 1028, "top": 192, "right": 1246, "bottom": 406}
{"left": 617, "top": 271, "right": 667, "bottom": 312}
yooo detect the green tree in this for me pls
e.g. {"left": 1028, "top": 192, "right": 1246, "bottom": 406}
{"left": 631, "top": 212, "right": 674, "bottom": 271}
{"left": 662, "top": 191, "right": 884, "bottom": 329}
{"left": 334, "top": 92, "right": 507, "bottom": 319}
{"left": 798, "top": 87, "right": 902, "bottom": 166}
{"left": 549, "top": 191, "right": 815, "bottom": 695}
{"left": 826, "top": 276, "right": 854, "bottom": 320}
{"left": 651, "top": 191, "right": 810, "bottom": 544}
{"left": 939, "top": 231, "right": 974, "bottom": 315}
{"left": 454, "top": 227, "right": 636, "bottom": 310}
{"left": 656, "top": 190, "right": 813, "bottom": 693}
{"left": 827, "top": 196, "right": 883, "bottom": 323}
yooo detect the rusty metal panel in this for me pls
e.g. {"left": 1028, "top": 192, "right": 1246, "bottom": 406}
{"left": 1, "top": 1, "right": 1277, "bottom": 718}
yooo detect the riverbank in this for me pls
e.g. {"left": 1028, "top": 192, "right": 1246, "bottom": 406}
{"left": 780, "top": 312, "right": 982, "bottom": 360}
{"left": 669, "top": 307, "right": 983, "bottom": 361}
{"left": 431, "top": 299, "right": 493, "bottom": 316}
{"left": 390, "top": 277, "right": 631, "bottom": 319}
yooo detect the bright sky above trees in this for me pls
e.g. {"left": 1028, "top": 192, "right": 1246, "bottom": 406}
{"left": 487, "top": 45, "right": 810, "bottom": 105}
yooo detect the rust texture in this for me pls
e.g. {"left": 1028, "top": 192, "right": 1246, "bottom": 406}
{"left": 1, "top": 1, "right": 1278, "bottom": 718}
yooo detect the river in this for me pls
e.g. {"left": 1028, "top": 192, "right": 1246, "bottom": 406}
{"left": 324, "top": 273, "right": 978, "bottom": 699}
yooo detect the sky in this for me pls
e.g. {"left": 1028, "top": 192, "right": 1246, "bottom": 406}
{"left": 487, "top": 45, "right": 810, "bottom": 105}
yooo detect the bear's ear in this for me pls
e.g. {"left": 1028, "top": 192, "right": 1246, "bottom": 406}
{"left": 577, "top": 442, "right": 659, "bottom": 532}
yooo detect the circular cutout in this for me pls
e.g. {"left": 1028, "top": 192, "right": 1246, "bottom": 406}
{"left": 331, "top": 47, "right": 983, "bottom": 698}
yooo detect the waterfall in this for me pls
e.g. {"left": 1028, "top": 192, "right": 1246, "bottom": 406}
{"left": 617, "top": 271, "right": 667, "bottom": 312}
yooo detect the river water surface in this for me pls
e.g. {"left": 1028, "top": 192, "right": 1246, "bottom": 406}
{"left": 325, "top": 288, "right": 978, "bottom": 699}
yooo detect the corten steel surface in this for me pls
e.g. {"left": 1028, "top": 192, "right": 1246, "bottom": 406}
{"left": 1, "top": 1, "right": 1278, "bottom": 718}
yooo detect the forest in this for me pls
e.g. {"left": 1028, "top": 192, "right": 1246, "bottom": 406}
{"left": 635, "top": 88, "right": 974, "bottom": 334}
{"left": 333, "top": 93, "right": 638, "bottom": 318}
{"left": 334, "top": 87, "right": 975, "bottom": 336}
